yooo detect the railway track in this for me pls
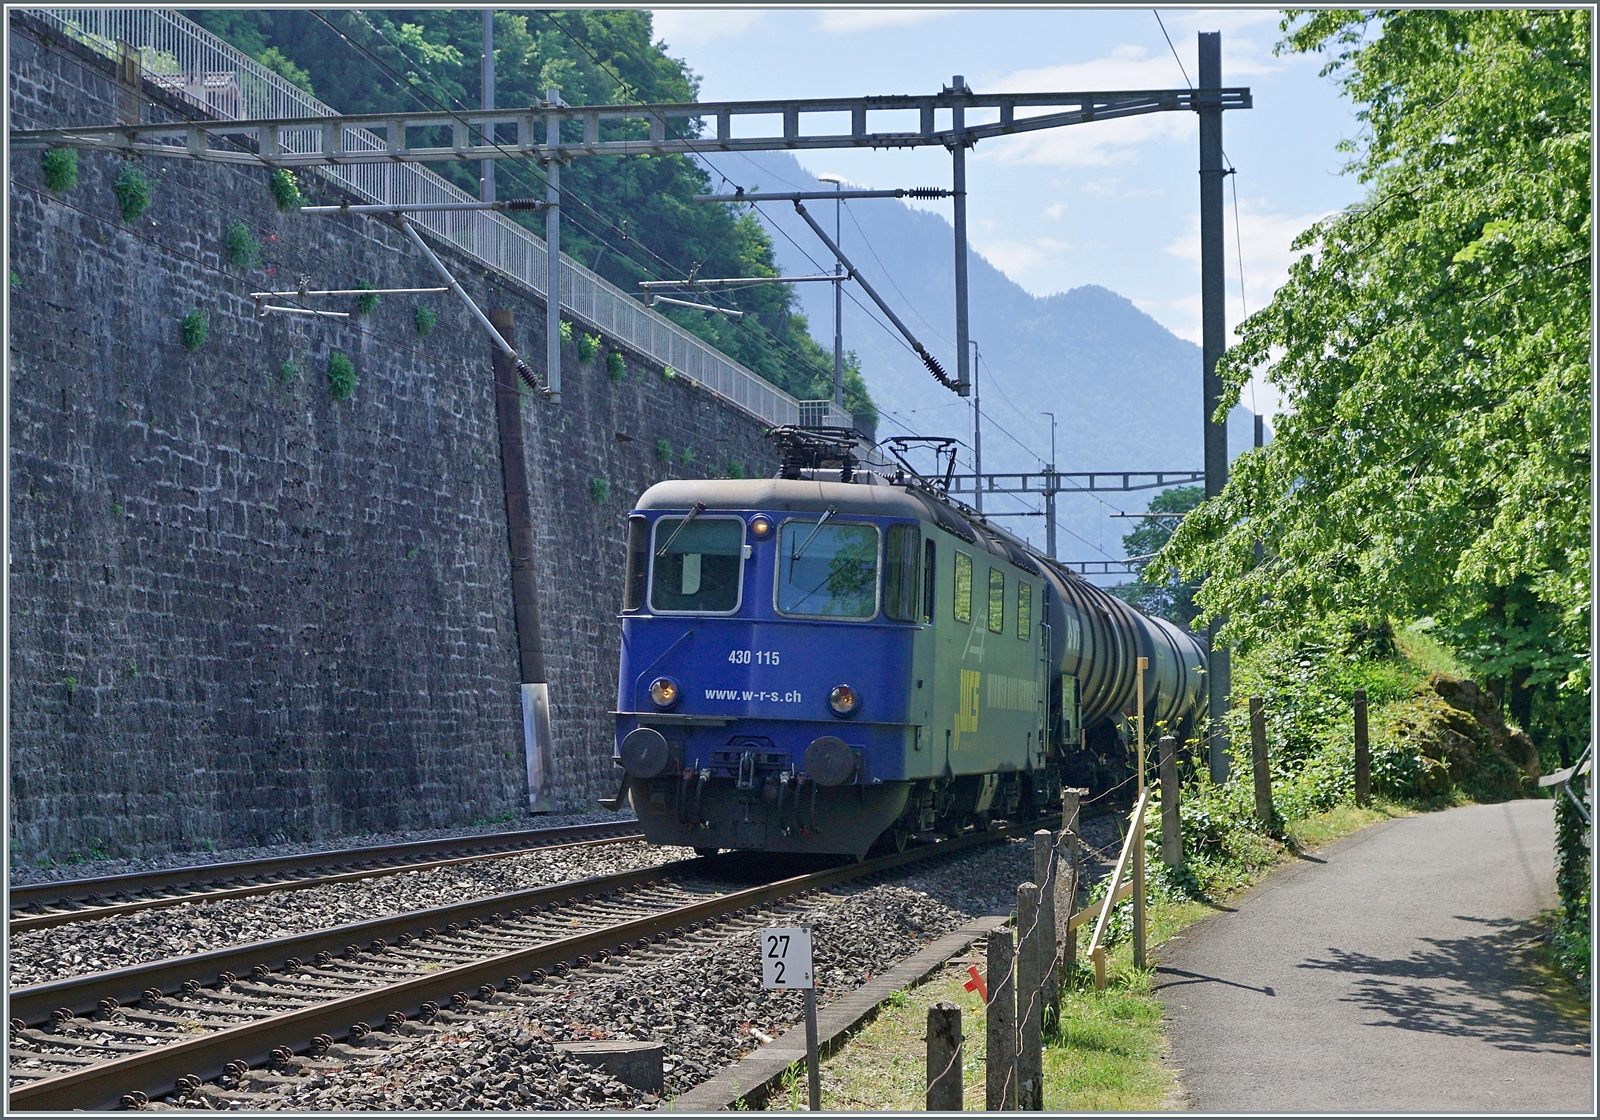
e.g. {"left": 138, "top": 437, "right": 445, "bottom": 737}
{"left": 7, "top": 820, "right": 646, "bottom": 932}
{"left": 7, "top": 819, "right": 1050, "bottom": 1111}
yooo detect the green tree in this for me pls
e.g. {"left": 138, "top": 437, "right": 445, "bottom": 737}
{"left": 184, "top": 9, "right": 873, "bottom": 425}
{"left": 1163, "top": 10, "right": 1590, "bottom": 760}
{"left": 1112, "top": 485, "right": 1202, "bottom": 626}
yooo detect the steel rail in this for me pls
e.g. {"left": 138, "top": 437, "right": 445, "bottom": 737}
{"left": 8, "top": 821, "right": 645, "bottom": 922}
{"left": 8, "top": 860, "right": 692, "bottom": 1026}
{"left": 8, "top": 819, "right": 1050, "bottom": 1111}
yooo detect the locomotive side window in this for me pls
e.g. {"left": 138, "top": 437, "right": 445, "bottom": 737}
{"left": 1017, "top": 580, "right": 1032, "bottom": 639}
{"left": 624, "top": 516, "right": 649, "bottom": 611}
{"left": 953, "top": 551, "right": 973, "bottom": 623}
{"left": 922, "top": 539, "right": 936, "bottom": 623}
{"left": 884, "top": 524, "right": 921, "bottom": 622}
{"left": 775, "top": 520, "right": 880, "bottom": 619}
{"left": 988, "top": 567, "right": 1005, "bottom": 633}
{"left": 649, "top": 516, "right": 744, "bottom": 614}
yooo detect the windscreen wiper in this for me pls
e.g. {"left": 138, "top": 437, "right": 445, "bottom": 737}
{"left": 656, "top": 501, "right": 707, "bottom": 557}
{"left": 789, "top": 505, "right": 837, "bottom": 573}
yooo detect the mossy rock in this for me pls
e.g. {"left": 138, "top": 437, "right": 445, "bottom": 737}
{"left": 1390, "top": 674, "right": 1539, "bottom": 801}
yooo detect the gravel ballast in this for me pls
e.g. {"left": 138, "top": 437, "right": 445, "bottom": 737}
{"left": 8, "top": 839, "right": 691, "bottom": 989}
{"left": 159, "top": 834, "right": 1072, "bottom": 1111}
{"left": 7, "top": 809, "right": 633, "bottom": 888}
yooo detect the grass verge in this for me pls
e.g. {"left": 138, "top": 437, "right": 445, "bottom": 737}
{"left": 788, "top": 801, "right": 1408, "bottom": 1111}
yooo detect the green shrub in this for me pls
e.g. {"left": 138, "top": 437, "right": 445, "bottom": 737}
{"left": 680, "top": 446, "right": 697, "bottom": 466}
{"left": 578, "top": 332, "right": 599, "bottom": 363}
{"left": 661, "top": 364, "right": 677, "bottom": 380}
{"left": 414, "top": 304, "right": 438, "bottom": 336}
{"left": 41, "top": 148, "right": 78, "bottom": 192}
{"left": 113, "top": 163, "right": 151, "bottom": 222}
{"left": 606, "top": 351, "right": 626, "bottom": 381}
{"left": 278, "top": 359, "right": 301, "bottom": 384}
{"left": 728, "top": 460, "right": 746, "bottom": 479}
{"left": 268, "top": 167, "right": 303, "bottom": 211}
{"left": 224, "top": 222, "right": 260, "bottom": 268}
{"left": 589, "top": 476, "right": 611, "bottom": 503}
{"left": 354, "top": 281, "right": 380, "bottom": 315}
{"left": 559, "top": 320, "right": 573, "bottom": 346}
{"left": 180, "top": 309, "right": 208, "bottom": 351}
{"left": 327, "top": 351, "right": 358, "bottom": 400}
{"left": 655, "top": 438, "right": 673, "bottom": 463}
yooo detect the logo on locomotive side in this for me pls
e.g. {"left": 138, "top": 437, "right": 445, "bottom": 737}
{"left": 953, "top": 668, "right": 981, "bottom": 748}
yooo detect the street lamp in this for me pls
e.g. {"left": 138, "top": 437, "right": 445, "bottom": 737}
{"left": 815, "top": 173, "right": 846, "bottom": 409}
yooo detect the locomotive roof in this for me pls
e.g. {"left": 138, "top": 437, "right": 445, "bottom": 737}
{"left": 634, "top": 478, "right": 1026, "bottom": 564}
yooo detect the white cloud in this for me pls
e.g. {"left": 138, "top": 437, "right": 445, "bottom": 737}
{"left": 1161, "top": 198, "right": 1329, "bottom": 324}
{"left": 815, "top": 9, "right": 953, "bottom": 34}
{"left": 973, "top": 236, "right": 1073, "bottom": 288}
{"left": 981, "top": 110, "right": 1194, "bottom": 169}
{"left": 1043, "top": 202, "right": 1066, "bottom": 220}
{"left": 973, "top": 45, "right": 1200, "bottom": 167}
{"left": 650, "top": 9, "right": 765, "bottom": 49}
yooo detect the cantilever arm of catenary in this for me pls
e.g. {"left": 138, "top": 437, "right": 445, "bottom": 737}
{"left": 396, "top": 215, "right": 547, "bottom": 397}
{"left": 790, "top": 200, "right": 957, "bottom": 393}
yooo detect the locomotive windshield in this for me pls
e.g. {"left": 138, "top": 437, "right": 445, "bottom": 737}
{"left": 649, "top": 516, "right": 744, "bottom": 613}
{"left": 775, "top": 520, "right": 879, "bottom": 619}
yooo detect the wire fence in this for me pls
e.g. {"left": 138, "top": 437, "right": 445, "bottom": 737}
{"left": 30, "top": 7, "right": 854, "bottom": 430}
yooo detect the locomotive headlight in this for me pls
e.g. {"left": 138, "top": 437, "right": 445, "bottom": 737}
{"left": 749, "top": 515, "right": 772, "bottom": 539}
{"left": 649, "top": 677, "right": 681, "bottom": 710}
{"left": 828, "top": 684, "right": 861, "bottom": 717}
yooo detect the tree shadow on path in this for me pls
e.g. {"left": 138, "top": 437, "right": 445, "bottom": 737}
{"left": 1297, "top": 916, "right": 1591, "bottom": 1056}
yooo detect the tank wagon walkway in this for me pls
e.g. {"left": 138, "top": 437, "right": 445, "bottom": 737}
{"left": 1155, "top": 800, "right": 1591, "bottom": 1113}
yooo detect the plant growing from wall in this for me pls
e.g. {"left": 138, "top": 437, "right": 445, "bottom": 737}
{"left": 354, "top": 281, "right": 380, "bottom": 315}
{"left": 268, "top": 167, "right": 303, "bottom": 211}
{"left": 279, "top": 358, "right": 301, "bottom": 384}
{"left": 589, "top": 476, "right": 611, "bottom": 504}
{"left": 113, "top": 163, "right": 151, "bottom": 222}
{"left": 559, "top": 319, "right": 573, "bottom": 346}
{"left": 661, "top": 365, "right": 677, "bottom": 380}
{"left": 224, "top": 222, "right": 261, "bottom": 268}
{"left": 41, "top": 148, "right": 78, "bottom": 192}
{"left": 180, "top": 309, "right": 208, "bottom": 351}
{"left": 680, "top": 446, "right": 697, "bottom": 467}
{"left": 9, "top": 269, "right": 20, "bottom": 293}
{"left": 606, "top": 351, "right": 626, "bottom": 381}
{"left": 577, "top": 332, "right": 599, "bottom": 363}
{"left": 327, "top": 351, "right": 358, "bottom": 400}
{"left": 655, "top": 438, "right": 673, "bottom": 464}
{"left": 727, "top": 460, "right": 746, "bottom": 479}
{"left": 414, "top": 304, "right": 437, "bottom": 336}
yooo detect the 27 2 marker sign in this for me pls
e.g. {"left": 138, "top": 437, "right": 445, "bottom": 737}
{"left": 760, "top": 926, "right": 813, "bottom": 989}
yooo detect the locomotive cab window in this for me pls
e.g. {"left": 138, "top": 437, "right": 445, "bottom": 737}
{"left": 922, "top": 539, "right": 936, "bottom": 623}
{"left": 624, "top": 515, "right": 649, "bottom": 611}
{"left": 775, "top": 519, "right": 880, "bottom": 619}
{"left": 884, "top": 524, "right": 921, "bottom": 622}
{"left": 988, "top": 568, "right": 1005, "bottom": 633}
{"left": 649, "top": 515, "right": 744, "bottom": 614}
{"left": 1017, "top": 581, "right": 1032, "bottom": 639}
{"left": 953, "top": 551, "right": 973, "bottom": 623}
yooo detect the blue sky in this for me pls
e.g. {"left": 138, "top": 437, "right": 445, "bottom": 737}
{"left": 650, "top": 6, "right": 1372, "bottom": 414}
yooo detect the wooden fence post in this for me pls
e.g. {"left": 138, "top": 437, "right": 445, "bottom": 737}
{"left": 1016, "top": 882, "right": 1044, "bottom": 1111}
{"left": 1058, "top": 789, "right": 1081, "bottom": 993}
{"left": 1159, "top": 735, "right": 1182, "bottom": 868}
{"left": 1033, "top": 829, "right": 1058, "bottom": 1023}
{"left": 1249, "top": 696, "right": 1273, "bottom": 828}
{"left": 1354, "top": 688, "right": 1370, "bottom": 806}
{"left": 985, "top": 927, "right": 1016, "bottom": 1111}
{"left": 926, "top": 1001, "right": 962, "bottom": 1110}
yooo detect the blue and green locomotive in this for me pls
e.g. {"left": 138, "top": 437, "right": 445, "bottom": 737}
{"left": 612, "top": 436, "right": 1207, "bottom": 858}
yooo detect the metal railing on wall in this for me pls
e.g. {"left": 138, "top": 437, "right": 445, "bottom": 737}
{"left": 29, "top": 7, "right": 851, "bottom": 431}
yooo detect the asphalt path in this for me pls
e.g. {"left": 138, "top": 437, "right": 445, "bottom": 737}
{"left": 1156, "top": 799, "right": 1592, "bottom": 1112}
